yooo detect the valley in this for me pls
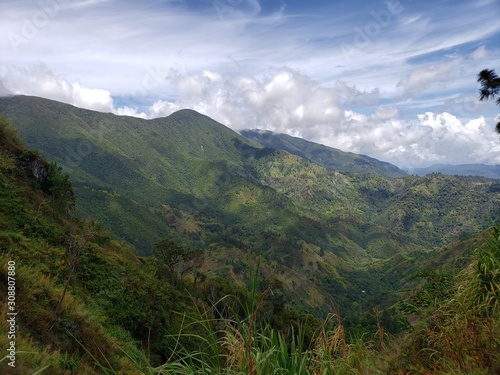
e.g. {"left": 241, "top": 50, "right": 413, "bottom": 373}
{"left": 0, "top": 95, "right": 499, "bottom": 374}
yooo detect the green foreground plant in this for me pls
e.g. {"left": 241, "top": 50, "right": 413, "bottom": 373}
{"left": 81, "top": 225, "right": 499, "bottom": 375}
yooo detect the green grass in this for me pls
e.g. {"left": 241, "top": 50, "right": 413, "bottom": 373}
{"left": 1, "top": 101, "right": 499, "bottom": 374}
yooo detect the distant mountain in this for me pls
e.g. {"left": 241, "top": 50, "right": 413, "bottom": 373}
{"left": 408, "top": 163, "right": 500, "bottom": 179}
{"left": 240, "top": 129, "right": 407, "bottom": 177}
{"left": 1, "top": 95, "right": 499, "bottom": 318}
{"left": 2, "top": 111, "right": 497, "bottom": 375}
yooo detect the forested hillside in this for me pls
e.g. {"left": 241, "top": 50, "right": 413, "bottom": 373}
{"left": 0, "top": 113, "right": 498, "bottom": 374}
{"left": 0, "top": 95, "right": 499, "bottom": 320}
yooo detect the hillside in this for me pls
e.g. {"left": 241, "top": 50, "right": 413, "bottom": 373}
{"left": 1, "top": 114, "right": 498, "bottom": 374}
{"left": 0, "top": 118, "right": 189, "bottom": 373}
{"left": 408, "top": 163, "right": 500, "bottom": 179}
{"left": 0, "top": 95, "right": 499, "bottom": 319}
{"left": 0, "top": 118, "right": 327, "bottom": 373}
{"left": 240, "top": 129, "right": 407, "bottom": 177}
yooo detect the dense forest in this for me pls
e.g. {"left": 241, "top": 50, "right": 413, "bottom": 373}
{"left": 1, "top": 111, "right": 499, "bottom": 373}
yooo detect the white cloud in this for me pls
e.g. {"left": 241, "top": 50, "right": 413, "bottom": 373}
{"left": 160, "top": 67, "right": 347, "bottom": 135}
{"left": 0, "top": 63, "right": 114, "bottom": 112}
{"left": 149, "top": 100, "right": 178, "bottom": 118}
{"left": 114, "top": 106, "right": 148, "bottom": 119}
{"left": 146, "top": 67, "right": 500, "bottom": 168}
{"left": 2, "top": 62, "right": 499, "bottom": 168}
{"left": 0, "top": 63, "right": 149, "bottom": 117}
{"left": 397, "top": 60, "right": 461, "bottom": 97}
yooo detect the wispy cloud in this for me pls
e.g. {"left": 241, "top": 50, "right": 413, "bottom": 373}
{"left": 0, "top": 0, "right": 499, "bottom": 167}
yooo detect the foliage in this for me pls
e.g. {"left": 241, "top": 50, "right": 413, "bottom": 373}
{"left": 241, "top": 129, "right": 407, "bottom": 177}
{"left": 0, "top": 117, "right": 24, "bottom": 152}
{"left": 478, "top": 69, "right": 500, "bottom": 105}
{"left": 1, "top": 97, "right": 498, "bottom": 334}
{"left": 477, "top": 68, "right": 500, "bottom": 133}
{"left": 153, "top": 239, "right": 204, "bottom": 284}
{"left": 43, "top": 162, "right": 73, "bottom": 207}
{"left": 1, "top": 105, "right": 500, "bottom": 374}
{"left": 397, "top": 224, "right": 500, "bottom": 373}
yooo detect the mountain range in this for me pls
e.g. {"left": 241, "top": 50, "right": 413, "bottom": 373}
{"left": 1, "top": 95, "right": 499, "bottom": 318}
{"left": 408, "top": 163, "right": 500, "bottom": 179}
{"left": 2, "top": 110, "right": 498, "bottom": 374}
{"left": 241, "top": 129, "right": 500, "bottom": 180}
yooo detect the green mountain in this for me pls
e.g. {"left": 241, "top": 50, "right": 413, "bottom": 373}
{"left": 240, "top": 129, "right": 407, "bottom": 177}
{"left": 0, "top": 117, "right": 321, "bottom": 373}
{"left": 1, "top": 95, "right": 499, "bottom": 318}
{"left": 408, "top": 163, "right": 500, "bottom": 179}
{"left": 2, "top": 115, "right": 498, "bottom": 374}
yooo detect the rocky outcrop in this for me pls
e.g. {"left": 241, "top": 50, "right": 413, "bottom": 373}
{"left": 15, "top": 152, "right": 49, "bottom": 186}
{"left": 15, "top": 152, "right": 75, "bottom": 217}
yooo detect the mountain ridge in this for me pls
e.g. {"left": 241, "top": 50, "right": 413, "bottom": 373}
{"left": 240, "top": 128, "right": 407, "bottom": 177}
{"left": 1, "top": 95, "right": 499, "bottom": 317}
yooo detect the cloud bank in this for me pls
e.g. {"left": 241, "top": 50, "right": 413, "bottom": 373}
{"left": 0, "top": 0, "right": 499, "bottom": 168}
{"left": 4, "top": 62, "right": 498, "bottom": 169}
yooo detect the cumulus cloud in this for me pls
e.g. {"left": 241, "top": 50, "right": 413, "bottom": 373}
{"left": 159, "top": 67, "right": 347, "bottom": 136}
{"left": 324, "top": 110, "right": 500, "bottom": 168}
{"left": 0, "top": 63, "right": 143, "bottom": 116}
{"left": 2, "top": 62, "right": 499, "bottom": 168}
{"left": 142, "top": 67, "right": 500, "bottom": 168}
{"left": 1, "top": 63, "right": 115, "bottom": 112}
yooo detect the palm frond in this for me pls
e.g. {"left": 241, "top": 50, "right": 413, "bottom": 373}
{"left": 478, "top": 69, "right": 500, "bottom": 104}
{"left": 477, "top": 69, "right": 500, "bottom": 86}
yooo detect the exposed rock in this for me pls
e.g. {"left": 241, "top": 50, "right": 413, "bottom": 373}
{"left": 15, "top": 152, "right": 49, "bottom": 186}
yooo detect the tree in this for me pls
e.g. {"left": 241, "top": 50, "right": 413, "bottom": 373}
{"left": 153, "top": 240, "right": 204, "bottom": 284}
{"left": 477, "top": 69, "right": 500, "bottom": 133}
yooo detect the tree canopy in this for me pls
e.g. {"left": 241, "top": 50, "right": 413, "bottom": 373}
{"left": 477, "top": 69, "right": 500, "bottom": 133}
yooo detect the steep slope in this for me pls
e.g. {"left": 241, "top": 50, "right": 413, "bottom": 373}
{"left": 0, "top": 96, "right": 267, "bottom": 251}
{"left": 240, "top": 129, "right": 407, "bottom": 177}
{"left": 0, "top": 118, "right": 187, "bottom": 373}
{"left": 2, "top": 116, "right": 497, "bottom": 374}
{"left": 1, "top": 95, "right": 499, "bottom": 318}
{"left": 1, "top": 118, "right": 329, "bottom": 373}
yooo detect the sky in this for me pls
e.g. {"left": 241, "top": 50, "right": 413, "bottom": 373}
{"left": 1, "top": 0, "right": 500, "bottom": 169}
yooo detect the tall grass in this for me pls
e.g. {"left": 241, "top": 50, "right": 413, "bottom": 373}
{"left": 131, "top": 263, "right": 383, "bottom": 375}
{"left": 400, "top": 224, "right": 500, "bottom": 374}
{"left": 70, "top": 225, "right": 500, "bottom": 374}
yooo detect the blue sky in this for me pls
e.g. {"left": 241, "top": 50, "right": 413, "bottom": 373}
{"left": 1, "top": 0, "right": 499, "bottom": 168}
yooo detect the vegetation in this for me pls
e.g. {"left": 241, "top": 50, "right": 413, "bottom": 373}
{"left": 0, "top": 116, "right": 499, "bottom": 374}
{"left": 0, "top": 96, "right": 498, "bottom": 322}
{"left": 240, "top": 129, "right": 407, "bottom": 177}
{"left": 477, "top": 68, "right": 500, "bottom": 133}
